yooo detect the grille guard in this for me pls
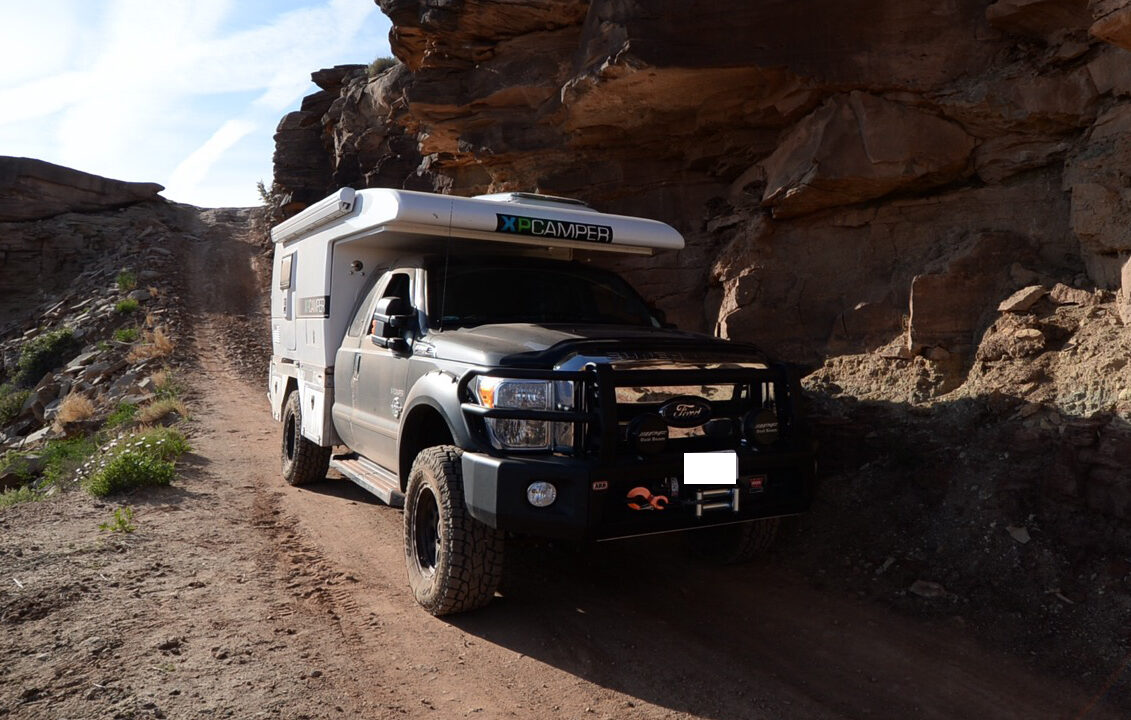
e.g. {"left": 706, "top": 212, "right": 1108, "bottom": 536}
{"left": 457, "top": 363, "right": 805, "bottom": 462}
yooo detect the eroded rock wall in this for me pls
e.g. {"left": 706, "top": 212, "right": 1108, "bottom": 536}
{"left": 272, "top": 0, "right": 1131, "bottom": 361}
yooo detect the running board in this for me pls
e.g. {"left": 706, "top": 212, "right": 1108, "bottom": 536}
{"left": 330, "top": 454, "right": 404, "bottom": 508}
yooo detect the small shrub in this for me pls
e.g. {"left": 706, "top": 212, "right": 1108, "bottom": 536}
{"left": 150, "top": 369, "right": 184, "bottom": 400}
{"left": 15, "top": 328, "right": 81, "bottom": 387}
{"left": 116, "top": 270, "right": 137, "bottom": 292}
{"left": 98, "top": 506, "right": 135, "bottom": 533}
{"left": 137, "top": 398, "right": 187, "bottom": 425}
{"left": 0, "top": 485, "right": 39, "bottom": 509}
{"left": 81, "top": 427, "right": 188, "bottom": 497}
{"left": 97, "top": 340, "right": 111, "bottom": 352}
{"left": 127, "top": 327, "right": 174, "bottom": 362}
{"left": 114, "top": 327, "right": 139, "bottom": 343}
{"left": 85, "top": 450, "right": 174, "bottom": 497}
{"left": 54, "top": 393, "right": 95, "bottom": 426}
{"left": 116, "top": 298, "right": 140, "bottom": 314}
{"left": 0, "top": 452, "right": 34, "bottom": 482}
{"left": 0, "top": 385, "right": 30, "bottom": 425}
{"left": 367, "top": 56, "right": 398, "bottom": 77}
{"left": 134, "top": 426, "right": 191, "bottom": 459}
{"left": 105, "top": 402, "right": 138, "bottom": 428}
{"left": 41, "top": 435, "right": 100, "bottom": 485}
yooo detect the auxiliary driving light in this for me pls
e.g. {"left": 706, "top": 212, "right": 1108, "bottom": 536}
{"left": 526, "top": 481, "right": 557, "bottom": 507}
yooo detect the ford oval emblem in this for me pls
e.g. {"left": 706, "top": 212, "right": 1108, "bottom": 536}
{"left": 658, "top": 396, "right": 712, "bottom": 428}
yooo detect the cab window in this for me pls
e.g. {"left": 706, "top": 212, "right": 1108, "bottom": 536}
{"left": 346, "top": 277, "right": 383, "bottom": 337}
{"left": 366, "top": 272, "right": 412, "bottom": 335}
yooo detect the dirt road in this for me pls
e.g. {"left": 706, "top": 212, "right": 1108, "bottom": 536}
{"left": 1, "top": 216, "right": 1125, "bottom": 719}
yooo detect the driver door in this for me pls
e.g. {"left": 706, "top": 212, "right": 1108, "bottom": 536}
{"left": 350, "top": 271, "right": 412, "bottom": 469}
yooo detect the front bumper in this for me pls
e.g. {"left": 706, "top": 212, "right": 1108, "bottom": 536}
{"left": 461, "top": 444, "right": 815, "bottom": 541}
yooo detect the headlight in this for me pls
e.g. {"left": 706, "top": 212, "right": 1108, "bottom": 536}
{"left": 472, "top": 377, "right": 575, "bottom": 452}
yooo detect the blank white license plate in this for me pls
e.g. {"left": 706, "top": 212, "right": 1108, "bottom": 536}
{"left": 683, "top": 451, "right": 737, "bottom": 485}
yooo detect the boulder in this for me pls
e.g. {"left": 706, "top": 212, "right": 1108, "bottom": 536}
{"left": 1091, "top": 4, "right": 1131, "bottom": 50}
{"left": 998, "top": 285, "right": 1047, "bottom": 312}
{"left": 0, "top": 157, "right": 163, "bottom": 222}
{"left": 760, "top": 92, "right": 975, "bottom": 218}
{"left": 986, "top": 0, "right": 1093, "bottom": 40}
{"left": 1049, "top": 283, "right": 1093, "bottom": 305}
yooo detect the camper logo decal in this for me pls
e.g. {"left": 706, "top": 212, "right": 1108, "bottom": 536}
{"left": 495, "top": 213, "right": 613, "bottom": 244}
{"left": 297, "top": 296, "right": 330, "bottom": 318}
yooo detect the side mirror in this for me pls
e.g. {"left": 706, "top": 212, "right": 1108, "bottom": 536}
{"left": 650, "top": 305, "right": 677, "bottom": 330}
{"left": 371, "top": 297, "right": 412, "bottom": 339}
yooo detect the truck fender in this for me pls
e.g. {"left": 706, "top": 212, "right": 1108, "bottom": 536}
{"left": 397, "top": 370, "right": 479, "bottom": 488}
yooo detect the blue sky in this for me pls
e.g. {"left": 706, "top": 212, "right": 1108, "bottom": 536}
{"left": 0, "top": 0, "right": 391, "bottom": 207}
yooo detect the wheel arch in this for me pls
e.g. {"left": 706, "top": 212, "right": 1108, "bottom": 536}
{"left": 397, "top": 402, "right": 456, "bottom": 491}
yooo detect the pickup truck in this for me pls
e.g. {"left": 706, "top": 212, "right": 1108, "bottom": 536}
{"left": 268, "top": 189, "right": 815, "bottom": 615}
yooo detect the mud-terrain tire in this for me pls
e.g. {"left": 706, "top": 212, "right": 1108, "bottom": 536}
{"left": 686, "top": 517, "right": 780, "bottom": 565}
{"left": 280, "top": 391, "right": 331, "bottom": 486}
{"left": 404, "top": 446, "right": 504, "bottom": 616}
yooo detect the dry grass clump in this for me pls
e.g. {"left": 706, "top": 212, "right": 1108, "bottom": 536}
{"left": 127, "top": 326, "right": 174, "bottom": 362}
{"left": 54, "top": 393, "right": 94, "bottom": 427}
{"left": 136, "top": 398, "right": 187, "bottom": 425}
{"left": 148, "top": 286, "right": 159, "bottom": 299}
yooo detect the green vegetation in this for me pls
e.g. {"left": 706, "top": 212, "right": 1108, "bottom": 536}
{"left": 114, "top": 327, "right": 139, "bottom": 343}
{"left": 97, "top": 340, "right": 111, "bottom": 352}
{"left": 0, "top": 485, "right": 40, "bottom": 509}
{"left": 152, "top": 369, "right": 185, "bottom": 400}
{"left": 15, "top": 328, "right": 81, "bottom": 387}
{"left": 116, "top": 270, "right": 137, "bottom": 292}
{"left": 98, "top": 506, "right": 135, "bottom": 533}
{"left": 0, "top": 451, "right": 35, "bottom": 483}
{"left": 83, "top": 427, "right": 189, "bottom": 497}
{"left": 115, "top": 298, "right": 140, "bottom": 314}
{"left": 367, "top": 56, "right": 398, "bottom": 77}
{"left": 41, "top": 435, "right": 100, "bottom": 485}
{"left": 105, "top": 402, "right": 138, "bottom": 428}
{"left": 0, "top": 385, "right": 30, "bottom": 425}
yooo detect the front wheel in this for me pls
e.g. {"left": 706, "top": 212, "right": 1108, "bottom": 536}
{"left": 280, "top": 391, "right": 331, "bottom": 486}
{"left": 686, "top": 517, "right": 781, "bottom": 564}
{"left": 404, "top": 446, "right": 503, "bottom": 615}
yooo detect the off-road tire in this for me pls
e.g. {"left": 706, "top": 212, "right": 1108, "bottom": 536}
{"left": 686, "top": 517, "right": 780, "bottom": 565}
{"left": 404, "top": 445, "right": 504, "bottom": 616}
{"left": 280, "top": 391, "right": 331, "bottom": 486}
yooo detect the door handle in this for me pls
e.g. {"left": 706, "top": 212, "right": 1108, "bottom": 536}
{"left": 354, "top": 353, "right": 361, "bottom": 376}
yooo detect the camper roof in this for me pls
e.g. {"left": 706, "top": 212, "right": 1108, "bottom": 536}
{"left": 270, "top": 188, "right": 684, "bottom": 256}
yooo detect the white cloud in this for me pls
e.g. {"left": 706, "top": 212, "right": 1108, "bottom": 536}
{"left": 165, "top": 119, "right": 257, "bottom": 199}
{"left": 0, "top": 0, "right": 390, "bottom": 206}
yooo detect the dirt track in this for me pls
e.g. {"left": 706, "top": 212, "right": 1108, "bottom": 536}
{"left": 0, "top": 216, "right": 1126, "bottom": 719}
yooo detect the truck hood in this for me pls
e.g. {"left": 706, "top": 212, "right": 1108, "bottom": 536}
{"left": 420, "top": 324, "right": 768, "bottom": 368}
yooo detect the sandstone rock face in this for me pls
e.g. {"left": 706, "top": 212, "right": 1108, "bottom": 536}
{"left": 0, "top": 157, "right": 163, "bottom": 222}
{"left": 271, "top": 0, "right": 1131, "bottom": 365}
{"left": 760, "top": 93, "right": 975, "bottom": 219}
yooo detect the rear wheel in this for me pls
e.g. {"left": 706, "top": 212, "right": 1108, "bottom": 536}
{"left": 686, "top": 517, "right": 780, "bottom": 564}
{"left": 280, "top": 391, "right": 331, "bottom": 486}
{"left": 404, "top": 446, "right": 503, "bottom": 615}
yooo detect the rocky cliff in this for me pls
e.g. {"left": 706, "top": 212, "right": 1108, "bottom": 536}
{"left": 273, "top": 0, "right": 1131, "bottom": 351}
{"left": 271, "top": 1, "right": 1131, "bottom": 530}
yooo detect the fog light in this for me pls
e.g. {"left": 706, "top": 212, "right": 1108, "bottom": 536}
{"left": 526, "top": 481, "right": 557, "bottom": 507}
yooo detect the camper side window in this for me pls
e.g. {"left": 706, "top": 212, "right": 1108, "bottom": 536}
{"left": 279, "top": 255, "right": 293, "bottom": 289}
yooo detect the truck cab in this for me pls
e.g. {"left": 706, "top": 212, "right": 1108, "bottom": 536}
{"left": 268, "top": 189, "right": 815, "bottom": 615}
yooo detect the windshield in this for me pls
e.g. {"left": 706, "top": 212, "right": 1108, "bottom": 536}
{"left": 428, "top": 261, "right": 658, "bottom": 329}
